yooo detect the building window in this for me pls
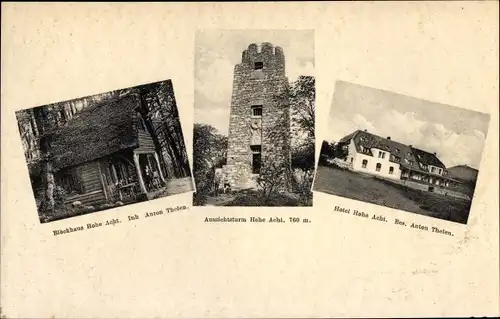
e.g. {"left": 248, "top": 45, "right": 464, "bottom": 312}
{"left": 251, "top": 145, "right": 261, "bottom": 174}
{"left": 60, "top": 168, "right": 83, "bottom": 195}
{"left": 389, "top": 166, "right": 394, "bottom": 174}
{"left": 376, "top": 163, "right": 381, "bottom": 172}
{"left": 393, "top": 156, "right": 401, "bottom": 162}
{"left": 378, "top": 151, "right": 385, "bottom": 159}
{"left": 362, "top": 159, "right": 368, "bottom": 168}
{"left": 251, "top": 105, "right": 263, "bottom": 117}
{"left": 254, "top": 62, "right": 263, "bottom": 70}
{"left": 395, "top": 148, "right": 400, "bottom": 153}
{"left": 350, "top": 158, "right": 353, "bottom": 163}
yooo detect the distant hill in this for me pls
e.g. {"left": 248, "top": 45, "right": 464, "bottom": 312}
{"left": 447, "top": 165, "right": 479, "bottom": 198}
{"left": 448, "top": 165, "right": 479, "bottom": 183}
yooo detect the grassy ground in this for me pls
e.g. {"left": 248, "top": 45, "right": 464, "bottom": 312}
{"left": 197, "top": 189, "right": 312, "bottom": 207}
{"left": 149, "top": 177, "right": 194, "bottom": 199}
{"left": 313, "top": 165, "right": 472, "bottom": 224}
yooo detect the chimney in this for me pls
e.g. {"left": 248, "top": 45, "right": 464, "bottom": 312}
{"left": 364, "top": 129, "right": 367, "bottom": 132}
{"left": 433, "top": 152, "right": 437, "bottom": 156}
{"left": 387, "top": 136, "right": 391, "bottom": 140}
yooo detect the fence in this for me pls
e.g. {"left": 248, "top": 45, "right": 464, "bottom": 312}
{"left": 375, "top": 176, "right": 471, "bottom": 200}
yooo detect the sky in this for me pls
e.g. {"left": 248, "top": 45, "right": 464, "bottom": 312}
{"left": 194, "top": 29, "right": 315, "bottom": 136}
{"left": 327, "top": 81, "right": 491, "bottom": 169}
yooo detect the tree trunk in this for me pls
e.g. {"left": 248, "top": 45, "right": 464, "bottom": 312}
{"left": 138, "top": 93, "right": 172, "bottom": 178}
{"left": 154, "top": 92, "right": 191, "bottom": 177}
{"left": 33, "top": 107, "right": 55, "bottom": 216}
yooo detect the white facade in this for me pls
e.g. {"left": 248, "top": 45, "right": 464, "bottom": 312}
{"left": 345, "top": 139, "right": 402, "bottom": 180}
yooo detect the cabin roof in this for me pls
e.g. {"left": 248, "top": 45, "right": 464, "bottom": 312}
{"left": 340, "top": 129, "right": 447, "bottom": 173}
{"left": 50, "top": 94, "right": 141, "bottom": 170}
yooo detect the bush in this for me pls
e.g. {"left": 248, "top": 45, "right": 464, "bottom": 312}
{"left": 223, "top": 190, "right": 299, "bottom": 207}
{"left": 193, "top": 191, "right": 208, "bottom": 206}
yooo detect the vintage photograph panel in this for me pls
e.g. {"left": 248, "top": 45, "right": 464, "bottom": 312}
{"left": 313, "top": 81, "right": 490, "bottom": 224}
{"left": 16, "top": 80, "right": 194, "bottom": 223}
{"left": 193, "top": 29, "right": 315, "bottom": 207}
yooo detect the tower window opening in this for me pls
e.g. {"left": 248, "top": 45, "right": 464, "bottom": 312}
{"left": 254, "top": 62, "right": 263, "bottom": 70}
{"left": 251, "top": 105, "right": 263, "bottom": 117}
{"left": 251, "top": 145, "right": 262, "bottom": 174}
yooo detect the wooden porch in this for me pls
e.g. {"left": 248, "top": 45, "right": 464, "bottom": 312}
{"left": 400, "top": 168, "right": 454, "bottom": 188}
{"left": 61, "top": 149, "right": 169, "bottom": 207}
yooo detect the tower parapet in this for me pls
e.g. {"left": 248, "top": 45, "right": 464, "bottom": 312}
{"left": 240, "top": 42, "right": 285, "bottom": 75}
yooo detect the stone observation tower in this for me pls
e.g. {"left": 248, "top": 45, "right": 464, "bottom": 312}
{"left": 221, "top": 42, "right": 291, "bottom": 190}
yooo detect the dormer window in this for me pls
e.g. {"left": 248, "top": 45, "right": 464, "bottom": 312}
{"left": 251, "top": 105, "right": 263, "bottom": 117}
{"left": 360, "top": 146, "right": 370, "bottom": 154}
{"left": 254, "top": 62, "right": 263, "bottom": 70}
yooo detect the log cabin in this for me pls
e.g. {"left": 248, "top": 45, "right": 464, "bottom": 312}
{"left": 49, "top": 93, "right": 168, "bottom": 207}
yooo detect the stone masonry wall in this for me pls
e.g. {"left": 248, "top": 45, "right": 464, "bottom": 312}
{"left": 222, "top": 42, "right": 291, "bottom": 190}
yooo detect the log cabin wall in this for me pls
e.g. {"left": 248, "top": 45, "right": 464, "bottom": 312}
{"left": 76, "top": 162, "right": 103, "bottom": 192}
{"left": 64, "top": 161, "right": 107, "bottom": 207}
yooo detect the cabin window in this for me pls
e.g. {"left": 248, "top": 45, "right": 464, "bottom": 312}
{"left": 376, "top": 163, "right": 382, "bottom": 172}
{"left": 251, "top": 145, "right": 261, "bottom": 174}
{"left": 362, "top": 159, "right": 368, "bottom": 168}
{"left": 60, "top": 168, "right": 84, "bottom": 195}
{"left": 251, "top": 105, "right": 263, "bottom": 117}
{"left": 254, "top": 62, "right": 263, "bottom": 70}
{"left": 389, "top": 166, "right": 394, "bottom": 174}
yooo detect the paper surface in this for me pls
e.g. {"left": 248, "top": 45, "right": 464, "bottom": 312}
{"left": 1, "top": 2, "right": 499, "bottom": 318}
